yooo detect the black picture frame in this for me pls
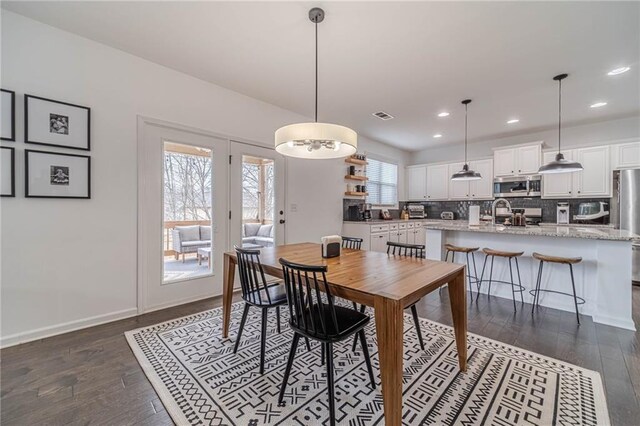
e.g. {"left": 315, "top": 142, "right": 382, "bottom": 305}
{"left": 1, "top": 89, "right": 16, "bottom": 142}
{"left": 25, "top": 94, "right": 91, "bottom": 151}
{"left": 1, "top": 146, "right": 15, "bottom": 197}
{"left": 25, "top": 149, "right": 91, "bottom": 199}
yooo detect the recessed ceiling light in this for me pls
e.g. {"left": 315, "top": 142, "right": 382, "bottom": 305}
{"left": 590, "top": 102, "right": 607, "bottom": 108}
{"left": 507, "top": 119, "right": 520, "bottom": 124}
{"left": 608, "top": 66, "right": 630, "bottom": 76}
{"left": 437, "top": 112, "right": 450, "bottom": 117}
{"left": 433, "top": 134, "right": 443, "bottom": 138}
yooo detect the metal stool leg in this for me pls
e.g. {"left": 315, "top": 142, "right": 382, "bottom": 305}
{"left": 531, "top": 260, "right": 543, "bottom": 314}
{"left": 471, "top": 251, "right": 479, "bottom": 293}
{"left": 515, "top": 257, "right": 524, "bottom": 305}
{"left": 487, "top": 255, "right": 495, "bottom": 298}
{"left": 569, "top": 264, "right": 581, "bottom": 325}
{"left": 508, "top": 258, "right": 517, "bottom": 312}
{"left": 479, "top": 254, "right": 489, "bottom": 294}
{"left": 535, "top": 261, "right": 544, "bottom": 308}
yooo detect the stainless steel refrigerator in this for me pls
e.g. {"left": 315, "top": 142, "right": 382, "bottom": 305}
{"left": 612, "top": 169, "right": 640, "bottom": 285}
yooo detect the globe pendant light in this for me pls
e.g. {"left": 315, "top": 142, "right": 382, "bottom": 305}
{"left": 538, "top": 74, "right": 583, "bottom": 174}
{"left": 451, "top": 99, "right": 482, "bottom": 181}
{"left": 275, "top": 8, "right": 357, "bottom": 159}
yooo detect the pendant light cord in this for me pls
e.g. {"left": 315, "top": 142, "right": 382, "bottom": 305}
{"left": 464, "top": 103, "right": 468, "bottom": 163}
{"left": 558, "top": 78, "right": 562, "bottom": 154}
{"left": 315, "top": 20, "right": 318, "bottom": 123}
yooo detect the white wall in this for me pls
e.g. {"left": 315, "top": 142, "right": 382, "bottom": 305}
{"left": 0, "top": 12, "right": 409, "bottom": 346}
{"left": 409, "top": 115, "right": 640, "bottom": 164}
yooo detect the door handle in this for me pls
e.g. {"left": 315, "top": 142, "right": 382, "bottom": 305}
{"left": 279, "top": 219, "right": 286, "bottom": 224}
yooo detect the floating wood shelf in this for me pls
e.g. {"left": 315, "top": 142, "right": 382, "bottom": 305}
{"left": 345, "top": 158, "right": 368, "bottom": 166}
{"left": 344, "top": 175, "right": 368, "bottom": 181}
{"left": 344, "top": 191, "right": 368, "bottom": 197}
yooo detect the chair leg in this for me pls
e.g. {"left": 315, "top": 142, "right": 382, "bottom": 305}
{"left": 305, "top": 337, "right": 311, "bottom": 352}
{"left": 351, "top": 304, "right": 368, "bottom": 352}
{"left": 515, "top": 257, "right": 524, "bottom": 304}
{"left": 325, "top": 342, "right": 336, "bottom": 426}
{"left": 569, "top": 264, "right": 581, "bottom": 325}
{"left": 233, "top": 304, "right": 250, "bottom": 353}
{"left": 259, "top": 308, "right": 268, "bottom": 374}
{"left": 278, "top": 333, "right": 300, "bottom": 405}
{"left": 321, "top": 344, "right": 325, "bottom": 365}
{"left": 532, "top": 260, "right": 543, "bottom": 314}
{"left": 358, "top": 330, "right": 376, "bottom": 389}
{"left": 276, "top": 306, "right": 281, "bottom": 334}
{"left": 410, "top": 304, "right": 425, "bottom": 350}
{"left": 508, "top": 258, "right": 517, "bottom": 313}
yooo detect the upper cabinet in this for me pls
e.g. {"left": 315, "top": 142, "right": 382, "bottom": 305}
{"left": 542, "top": 145, "right": 611, "bottom": 199}
{"left": 406, "top": 166, "right": 427, "bottom": 200}
{"left": 611, "top": 141, "right": 640, "bottom": 170}
{"left": 469, "top": 159, "right": 494, "bottom": 199}
{"left": 448, "top": 162, "right": 469, "bottom": 199}
{"left": 493, "top": 142, "right": 542, "bottom": 176}
{"left": 425, "top": 164, "right": 449, "bottom": 200}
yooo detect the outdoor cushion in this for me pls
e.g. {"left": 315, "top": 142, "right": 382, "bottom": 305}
{"left": 176, "top": 225, "right": 200, "bottom": 242}
{"left": 253, "top": 237, "right": 274, "bottom": 245}
{"left": 244, "top": 223, "right": 261, "bottom": 237}
{"left": 181, "top": 241, "right": 210, "bottom": 247}
{"left": 257, "top": 224, "right": 273, "bottom": 237}
{"left": 200, "top": 225, "right": 212, "bottom": 241}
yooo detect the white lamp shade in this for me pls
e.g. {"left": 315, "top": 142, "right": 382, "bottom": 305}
{"left": 275, "top": 122, "right": 357, "bottom": 159}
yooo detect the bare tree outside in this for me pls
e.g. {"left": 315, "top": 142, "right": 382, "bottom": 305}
{"left": 164, "top": 148, "right": 212, "bottom": 221}
{"left": 242, "top": 157, "right": 274, "bottom": 223}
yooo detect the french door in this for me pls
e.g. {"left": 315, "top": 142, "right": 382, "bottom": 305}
{"left": 228, "top": 141, "right": 286, "bottom": 250}
{"left": 138, "top": 118, "right": 228, "bottom": 313}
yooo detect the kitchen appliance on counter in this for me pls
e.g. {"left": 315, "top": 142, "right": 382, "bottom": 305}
{"left": 524, "top": 208, "right": 542, "bottom": 226}
{"left": 441, "top": 211, "right": 455, "bottom": 220}
{"left": 493, "top": 175, "right": 542, "bottom": 198}
{"left": 408, "top": 204, "right": 426, "bottom": 219}
{"left": 347, "top": 205, "right": 361, "bottom": 221}
{"left": 557, "top": 202, "right": 570, "bottom": 225}
{"left": 359, "top": 203, "right": 372, "bottom": 221}
{"left": 612, "top": 169, "right": 640, "bottom": 285}
{"left": 574, "top": 201, "right": 609, "bottom": 224}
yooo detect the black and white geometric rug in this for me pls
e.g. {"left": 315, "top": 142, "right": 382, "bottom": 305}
{"left": 125, "top": 302, "right": 610, "bottom": 425}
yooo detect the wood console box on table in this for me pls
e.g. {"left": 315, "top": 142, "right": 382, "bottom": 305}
{"left": 222, "top": 242, "right": 467, "bottom": 426}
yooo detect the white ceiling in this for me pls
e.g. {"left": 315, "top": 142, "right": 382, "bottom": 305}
{"left": 3, "top": 1, "right": 639, "bottom": 151}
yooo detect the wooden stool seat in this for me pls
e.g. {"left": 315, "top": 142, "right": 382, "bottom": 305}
{"left": 532, "top": 252, "right": 582, "bottom": 265}
{"left": 444, "top": 244, "right": 479, "bottom": 253}
{"left": 482, "top": 248, "right": 524, "bottom": 258}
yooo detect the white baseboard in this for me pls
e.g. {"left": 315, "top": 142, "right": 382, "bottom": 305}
{"left": 142, "top": 292, "right": 221, "bottom": 314}
{"left": 592, "top": 313, "right": 637, "bottom": 331}
{"left": 0, "top": 307, "right": 139, "bottom": 348}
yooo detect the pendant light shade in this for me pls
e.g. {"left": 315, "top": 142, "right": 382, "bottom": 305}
{"left": 538, "top": 74, "right": 583, "bottom": 174}
{"left": 274, "top": 8, "right": 357, "bottom": 159}
{"left": 451, "top": 99, "right": 482, "bottom": 181}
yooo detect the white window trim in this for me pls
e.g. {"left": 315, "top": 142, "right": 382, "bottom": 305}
{"left": 365, "top": 154, "right": 399, "bottom": 209}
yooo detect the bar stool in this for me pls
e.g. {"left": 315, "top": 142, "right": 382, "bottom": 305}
{"left": 530, "top": 252, "right": 585, "bottom": 324}
{"left": 442, "top": 244, "right": 480, "bottom": 301}
{"left": 479, "top": 248, "right": 526, "bottom": 312}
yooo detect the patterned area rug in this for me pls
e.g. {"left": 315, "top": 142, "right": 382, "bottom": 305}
{"left": 125, "top": 302, "right": 610, "bottom": 425}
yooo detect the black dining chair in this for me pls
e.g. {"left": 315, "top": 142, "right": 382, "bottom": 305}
{"left": 233, "top": 246, "right": 291, "bottom": 374}
{"left": 277, "top": 258, "right": 376, "bottom": 426}
{"left": 341, "top": 236, "right": 363, "bottom": 250}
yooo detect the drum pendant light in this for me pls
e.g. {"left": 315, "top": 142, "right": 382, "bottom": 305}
{"left": 274, "top": 8, "right": 357, "bottom": 159}
{"left": 451, "top": 99, "right": 482, "bottom": 181}
{"left": 538, "top": 74, "right": 583, "bottom": 174}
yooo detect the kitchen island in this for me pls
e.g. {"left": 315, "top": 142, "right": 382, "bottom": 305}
{"left": 424, "top": 221, "right": 638, "bottom": 330}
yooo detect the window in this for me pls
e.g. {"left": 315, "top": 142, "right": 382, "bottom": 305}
{"left": 366, "top": 158, "right": 398, "bottom": 206}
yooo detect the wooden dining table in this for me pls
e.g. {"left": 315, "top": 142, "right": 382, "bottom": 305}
{"left": 222, "top": 243, "right": 467, "bottom": 426}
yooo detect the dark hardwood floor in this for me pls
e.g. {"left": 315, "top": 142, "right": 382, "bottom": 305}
{"left": 2, "top": 287, "right": 639, "bottom": 425}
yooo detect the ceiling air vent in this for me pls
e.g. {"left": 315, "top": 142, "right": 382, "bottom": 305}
{"left": 372, "top": 111, "right": 394, "bottom": 120}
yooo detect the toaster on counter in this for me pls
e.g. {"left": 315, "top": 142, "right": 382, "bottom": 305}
{"left": 440, "top": 211, "right": 455, "bottom": 220}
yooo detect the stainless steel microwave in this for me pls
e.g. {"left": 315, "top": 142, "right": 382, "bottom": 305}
{"left": 493, "top": 175, "right": 541, "bottom": 197}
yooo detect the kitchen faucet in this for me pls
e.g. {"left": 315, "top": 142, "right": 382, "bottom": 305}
{"left": 492, "top": 198, "right": 512, "bottom": 225}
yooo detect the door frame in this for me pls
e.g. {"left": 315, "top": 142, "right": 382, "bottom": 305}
{"left": 136, "top": 116, "right": 281, "bottom": 314}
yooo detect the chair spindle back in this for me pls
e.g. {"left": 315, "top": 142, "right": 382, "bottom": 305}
{"left": 386, "top": 241, "right": 425, "bottom": 258}
{"left": 235, "top": 246, "right": 272, "bottom": 305}
{"left": 341, "top": 236, "right": 363, "bottom": 250}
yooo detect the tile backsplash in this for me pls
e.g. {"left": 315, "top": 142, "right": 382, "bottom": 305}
{"left": 343, "top": 197, "right": 611, "bottom": 223}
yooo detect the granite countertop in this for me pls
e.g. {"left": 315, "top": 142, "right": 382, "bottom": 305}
{"left": 422, "top": 221, "right": 639, "bottom": 241}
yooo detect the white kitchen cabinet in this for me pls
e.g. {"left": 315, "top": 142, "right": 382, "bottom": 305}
{"left": 542, "top": 150, "right": 575, "bottom": 198}
{"left": 426, "top": 164, "right": 449, "bottom": 200}
{"left": 468, "top": 159, "right": 494, "bottom": 199}
{"left": 370, "top": 232, "right": 389, "bottom": 252}
{"left": 573, "top": 145, "right": 611, "bottom": 197}
{"left": 411, "top": 223, "right": 424, "bottom": 246}
{"left": 406, "top": 166, "right": 427, "bottom": 200}
{"left": 448, "top": 162, "right": 469, "bottom": 199}
{"left": 612, "top": 141, "right": 640, "bottom": 170}
{"left": 493, "top": 143, "right": 542, "bottom": 177}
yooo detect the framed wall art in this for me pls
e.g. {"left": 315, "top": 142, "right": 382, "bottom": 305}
{"left": 25, "top": 95, "right": 90, "bottom": 151}
{"left": 1, "top": 89, "right": 15, "bottom": 141}
{"left": 1, "top": 146, "right": 15, "bottom": 197}
{"left": 25, "top": 149, "right": 90, "bottom": 199}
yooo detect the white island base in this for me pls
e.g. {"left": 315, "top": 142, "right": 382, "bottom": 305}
{"left": 426, "top": 227, "right": 636, "bottom": 331}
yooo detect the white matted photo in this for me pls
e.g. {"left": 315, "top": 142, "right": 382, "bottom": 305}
{"left": 1, "top": 146, "right": 15, "bottom": 197}
{"left": 1, "top": 89, "right": 16, "bottom": 141}
{"left": 25, "top": 95, "right": 90, "bottom": 150}
{"left": 25, "top": 150, "right": 90, "bottom": 198}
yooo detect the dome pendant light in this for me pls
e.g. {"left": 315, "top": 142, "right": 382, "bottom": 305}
{"left": 274, "top": 8, "right": 357, "bottom": 159}
{"left": 538, "top": 74, "right": 583, "bottom": 174}
{"left": 451, "top": 99, "right": 482, "bottom": 181}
